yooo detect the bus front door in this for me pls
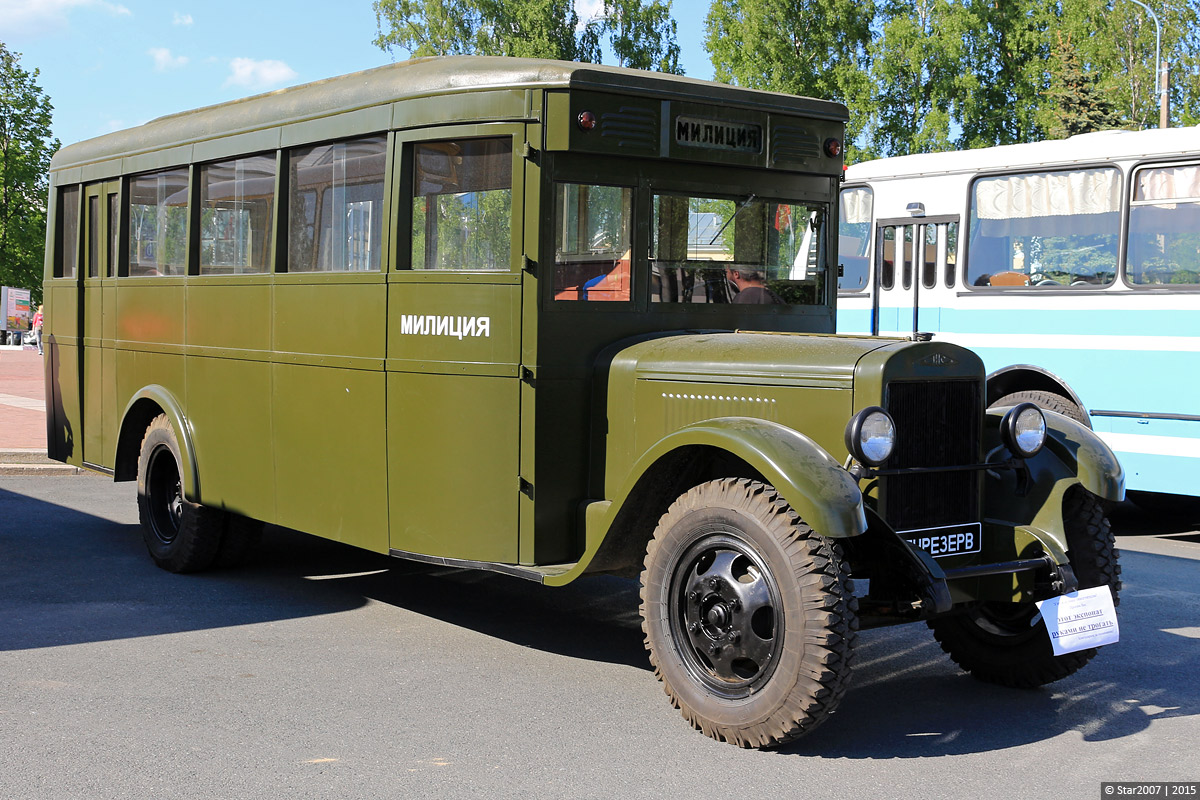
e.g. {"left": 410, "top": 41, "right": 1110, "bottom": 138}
{"left": 872, "top": 222, "right": 921, "bottom": 336}
{"left": 80, "top": 180, "right": 118, "bottom": 469}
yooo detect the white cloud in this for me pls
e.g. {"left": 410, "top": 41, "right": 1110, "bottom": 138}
{"left": 0, "top": 0, "right": 131, "bottom": 36}
{"left": 173, "top": 12, "right": 192, "bottom": 25}
{"left": 224, "top": 57, "right": 298, "bottom": 90}
{"left": 148, "top": 47, "right": 188, "bottom": 71}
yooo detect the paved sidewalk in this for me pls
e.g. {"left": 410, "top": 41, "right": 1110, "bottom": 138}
{"left": 0, "top": 345, "right": 47, "bottom": 450}
{"left": 0, "top": 346, "right": 87, "bottom": 474}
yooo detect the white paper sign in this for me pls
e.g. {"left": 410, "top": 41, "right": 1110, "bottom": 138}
{"left": 1036, "top": 585, "right": 1119, "bottom": 656}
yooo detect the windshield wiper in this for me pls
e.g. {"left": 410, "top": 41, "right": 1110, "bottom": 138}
{"left": 708, "top": 194, "right": 757, "bottom": 246}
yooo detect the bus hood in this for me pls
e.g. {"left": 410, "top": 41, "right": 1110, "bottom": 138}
{"left": 604, "top": 331, "right": 906, "bottom": 391}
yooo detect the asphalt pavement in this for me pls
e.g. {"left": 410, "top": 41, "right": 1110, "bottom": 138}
{"left": 1, "top": 475, "right": 1198, "bottom": 800}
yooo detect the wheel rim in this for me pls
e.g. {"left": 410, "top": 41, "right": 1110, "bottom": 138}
{"left": 146, "top": 444, "right": 183, "bottom": 546}
{"left": 668, "top": 530, "right": 784, "bottom": 699}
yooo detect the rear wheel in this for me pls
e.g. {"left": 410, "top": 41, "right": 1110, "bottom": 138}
{"left": 929, "top": 487, "right": 1120, "bottom": 687}
{"left": 640, "top": 478, "right": 857, "bottom": 747}
{"left": 137, "top": 414, "right": 224, "bottom": 573}
{"left": 992, "top": 389, "right": 1089, "bottom": 428}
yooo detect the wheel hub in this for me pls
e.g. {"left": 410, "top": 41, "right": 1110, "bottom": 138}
{"left": 670, "top": 532, "right": 783, "bottom": 697}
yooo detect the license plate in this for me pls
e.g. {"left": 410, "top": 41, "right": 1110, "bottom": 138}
{"left": 902, "top": 522, "right": 982, "bottom": 558}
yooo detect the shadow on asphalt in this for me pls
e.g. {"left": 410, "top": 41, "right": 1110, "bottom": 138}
{"left": 3, "top": 483, "right": 1197, "bottom": 757}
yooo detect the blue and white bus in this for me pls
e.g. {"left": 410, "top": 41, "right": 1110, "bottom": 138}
{"left": 837, "top": 127, "right": 1200, "bottom": 502}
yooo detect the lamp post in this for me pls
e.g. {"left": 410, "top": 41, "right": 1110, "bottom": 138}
{"left": 1123, "top": 0, "right": 1169, "bottom": 128}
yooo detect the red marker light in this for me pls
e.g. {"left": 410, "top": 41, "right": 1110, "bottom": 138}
{"left": 824, "top": 138, "right": 843, "bottom": 158}
{"left": 577, "top": 111, "right": 597, "bottom": 131}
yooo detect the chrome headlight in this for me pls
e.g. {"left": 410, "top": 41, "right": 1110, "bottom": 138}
{"left": 1000, "top": 402, "right": 1047, "bottom": 458}
{"left": 844, "top": 406, "right": 897, "bottom": 467}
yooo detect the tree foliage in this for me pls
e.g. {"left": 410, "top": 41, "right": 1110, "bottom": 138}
{"left": 706, "top": 0, "right": 1200, "bottom": 159}
{"left": 373, "top": 0, "right": 682, "bottom": 73}
{"left": 704, "top": 0, "right": 874, "bottom": 157}
{"left": 0, "top": 42, "right": 56, "bottom": 304}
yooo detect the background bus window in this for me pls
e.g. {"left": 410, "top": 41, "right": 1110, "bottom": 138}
{"left": 411, "top": 138, "right": 511, "bottom": 271}
{"left": 921, "top": 224, "right": 937, "bottom": 289}
{"left": 945, "top": 221, "right": 958, "bottom": 287}
{"left": 901, "top": 225, "right": 914, "bottom": 289}
{"left": 288, "top": 135, "right": 386, "bottom": 273}
{"left": 128, "top": 168, "right": 188, "bottom": 276}
{"left": 967, "top": 168, "right": 1119, "bottom": 288}
{"left": 199, "top": 155, "right": 276, "bottom": 275}
{"left": 837, "top": 187, "right": 872, "bottom": 292}
{"left": 650, "top": 193, "right": 825, "bottom": 305}
{"left": 1127, "top": 163, "right": 1200, "bottom": 286}
{"left": 879, "top": 226, "right": 896, "bottom": 290}
{"left": 552, "top": 183, "right": 632, "bottom": 301}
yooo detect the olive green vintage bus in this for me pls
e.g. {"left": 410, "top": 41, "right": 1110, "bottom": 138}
{"left": 44, "top": 56, "right": 1123, "bottom": 748}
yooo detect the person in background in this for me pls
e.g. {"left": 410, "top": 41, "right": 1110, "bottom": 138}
{"left": 725, "top": 267, "right": 784, "bottom": 304}
{"left": 32, "top": 305, "right": 44, "bottom": 355}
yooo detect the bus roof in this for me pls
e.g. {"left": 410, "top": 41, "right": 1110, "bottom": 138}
{"left": 846, "top": 125, "right": 1200, "bottom": 182}
{"left": 51, "top": 56, "right": 847, "bottom": 171}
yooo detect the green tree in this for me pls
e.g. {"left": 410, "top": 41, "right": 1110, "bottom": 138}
{"left": 704, "top": 0, "right": 875, "bottom": 158}
{"left": 1039, "top": 33, "right": 1123, "bottom": 137}
{"left": 866, "top": 0, "right": 968, "bottom": 156}
{"left": 373, "top": 0, "right": 682, "bottom": 73}
{"left": 0, "top": 43, "right": 56, "bottom": 304}
{"left": 597, "top": 0, "right": 681, "bottom": 72}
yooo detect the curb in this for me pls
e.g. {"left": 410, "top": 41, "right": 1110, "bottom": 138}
{"left": 0, "top": 448, "right": 88, "bottom": 477}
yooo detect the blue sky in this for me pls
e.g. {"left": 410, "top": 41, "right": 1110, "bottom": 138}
{"left": 2, "top": 0, "right": 716, "bottom": 148}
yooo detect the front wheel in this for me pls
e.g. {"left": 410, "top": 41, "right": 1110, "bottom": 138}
{"left": 640, "top": 478, "right": 858, "bottom": 747}
{"left": 929, "top": 486, "right": 1120, "bottom": 687}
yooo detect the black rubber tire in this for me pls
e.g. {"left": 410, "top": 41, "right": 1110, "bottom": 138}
{"left": 992, "top": 389, "right": 1090, "bottom": 428}
{"left": 640, "top": 478, "right": 858, "bottom": 748}
{"left": 929, "top": 486, "right": 1121, "bottom": 688}
{"left": 136, "top": 414, "right": 223, "bottom": 573}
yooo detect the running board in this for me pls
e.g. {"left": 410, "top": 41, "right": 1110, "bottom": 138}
{"left": 388, "top": 548, "right": 577, "bottom": 584}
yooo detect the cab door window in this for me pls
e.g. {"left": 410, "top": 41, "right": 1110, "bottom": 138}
{"left": 552, "top": 183, "right": 633, "bottom": 301}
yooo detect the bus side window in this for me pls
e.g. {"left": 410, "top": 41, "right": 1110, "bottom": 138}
{"left": 288, "top": 135, "right": 387, "bottom": 273}
{"left": 128, "top": 168, "right": 189, "bottom": 277}
{"left": 55, "top": 185, "right": 81, "bottom": 278}
{"left": 1128, "top": 163, "right": 1200, "bottom": 287}
{"left": 199, "top": 155, "right": 276, "bottom": 275}
{"left": 411, "top": 137, "right": 512, "bottom": 271}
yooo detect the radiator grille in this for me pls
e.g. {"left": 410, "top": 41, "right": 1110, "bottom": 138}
{"left": 882, "top": 380, "right": 982, "bottom": 531}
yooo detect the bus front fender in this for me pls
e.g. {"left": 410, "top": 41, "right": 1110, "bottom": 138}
{"left": 599, "top": 416, "right": 865, "bottom": 543}
{"left": 986, "top": 407, "right": 1124, "bottom": 502}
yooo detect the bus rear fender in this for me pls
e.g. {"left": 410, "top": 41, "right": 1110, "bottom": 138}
{"left": 568, "top": 418, "right": 867, "bottom": 584}
{"left": 114, "top": 386, "right": 199, "bottom": 501}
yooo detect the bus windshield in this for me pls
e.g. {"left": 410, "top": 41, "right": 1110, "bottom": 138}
{"left": 650, "top": 193, "right": 826, "bottom": 305}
